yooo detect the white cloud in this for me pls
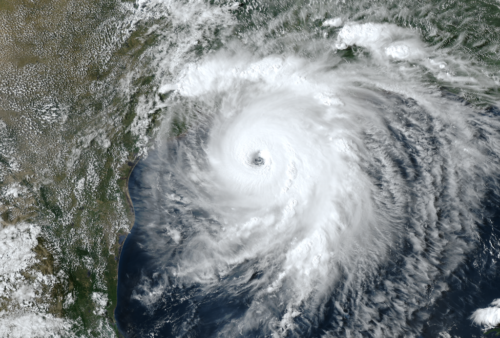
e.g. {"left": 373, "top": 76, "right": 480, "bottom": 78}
{"left": 0, "top": 223, "right": 40, "bottom": 276}
{"left": 322, "top": 17, "right": 343, "bottom": 27}
{"left": 0, "top": 311, "right": 74, "bottom": 338}
{"left": 335, "top": 22, "right": 427, "bottom": 61}
{"left": 0, "top": 223, "right": 75, "bottom": 336}
{"left": 91, "top": 292, "right": 108, "bottom": 316}
{"left": 471, "top": 299, "right": 500, "bottom": 328}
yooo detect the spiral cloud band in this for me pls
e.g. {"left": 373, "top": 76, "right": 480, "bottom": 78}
{"left": 124, "top": 22, "right": 500, "bottom": 337}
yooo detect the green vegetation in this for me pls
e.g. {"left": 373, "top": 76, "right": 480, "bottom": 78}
{"left": 171, "top": 115, "right": 189, "bottom": 137}
{"left": 486, "top": 327, "right": 500, "bottom": 336}
{"left": 0, "top": 0, "right": 160, "bottom": 335}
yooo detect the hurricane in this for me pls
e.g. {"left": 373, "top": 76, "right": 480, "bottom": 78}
{"left": 115, "top": 3, "right": 500, "bottom": 337}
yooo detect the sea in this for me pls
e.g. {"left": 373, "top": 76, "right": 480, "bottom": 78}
{"left": 115, "top": 0, "right": 500, "bottom": 337}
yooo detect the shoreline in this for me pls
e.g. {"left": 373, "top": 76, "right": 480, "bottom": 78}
{"left": 123, "top": 156, "right": 141, "bottom": 232}
{"left": 112, "top": 154, "right": 141, "bottom": 337}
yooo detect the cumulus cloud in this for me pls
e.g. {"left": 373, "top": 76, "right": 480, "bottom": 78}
{"left": 471, "top": 299, "right": 500, "bottom": 328}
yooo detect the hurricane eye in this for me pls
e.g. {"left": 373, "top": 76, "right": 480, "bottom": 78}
{"left": 253, "top": 156, "right": 265, "bottom": 166}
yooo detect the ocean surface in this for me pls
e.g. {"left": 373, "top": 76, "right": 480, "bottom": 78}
{"left": 115, "top": 0, "right": 500, "bottom": 337}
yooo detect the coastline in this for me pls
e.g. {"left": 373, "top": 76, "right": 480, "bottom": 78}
{"left": 111, "top": 154, "right": 142, "bottom": 337}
